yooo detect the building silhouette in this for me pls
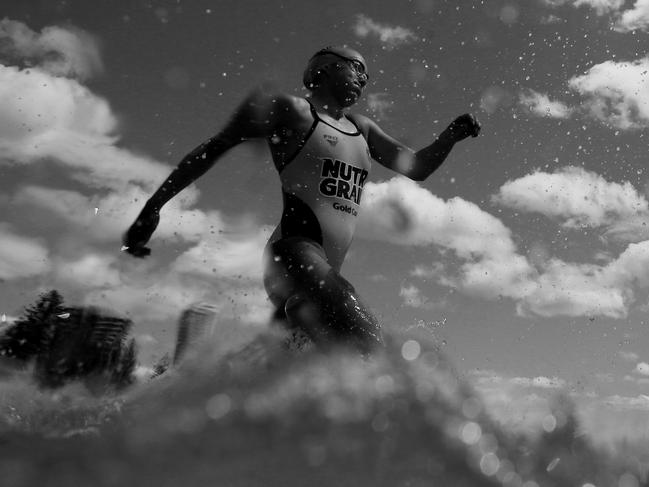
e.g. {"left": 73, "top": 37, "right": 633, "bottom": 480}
{"left": 173, "top": 302, "right": 218, "bottom": 364}
{"left": 35, "top": 306, "right": 132, "bottom": 386}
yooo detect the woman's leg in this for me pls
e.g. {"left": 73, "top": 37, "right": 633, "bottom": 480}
{"left": 264, "top": 237, "right": 384, "bottom": 353}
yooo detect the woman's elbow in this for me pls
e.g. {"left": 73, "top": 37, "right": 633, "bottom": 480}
{"left": 404, "top": 169, "right": 427, "bottom": 182}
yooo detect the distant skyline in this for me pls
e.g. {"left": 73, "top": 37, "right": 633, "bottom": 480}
{"left": 2, "top": 0, "right": 649, "bottom": 442}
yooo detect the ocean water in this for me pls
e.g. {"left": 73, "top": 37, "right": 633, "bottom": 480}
{"left": 0, "top": 324, "right": 647, "bottom": 487}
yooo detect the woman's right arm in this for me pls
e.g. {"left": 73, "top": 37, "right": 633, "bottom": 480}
{"left": 122, "top": 89, "right": 292, "bottom": 257}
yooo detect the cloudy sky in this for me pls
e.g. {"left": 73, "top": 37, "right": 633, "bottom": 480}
{"left": 3, "top": 0, "right": 649, "bottom": 442}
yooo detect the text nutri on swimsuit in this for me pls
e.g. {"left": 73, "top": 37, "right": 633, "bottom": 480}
{"left": 318, "top": 158, "right": 369, "bottom": 205}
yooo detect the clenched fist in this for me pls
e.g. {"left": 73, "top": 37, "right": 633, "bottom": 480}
{"left": 122, "top": 204, "right": 160, "bottom": 258}
{"left": 444, "top": 113, "right": 481, "bottom": 142}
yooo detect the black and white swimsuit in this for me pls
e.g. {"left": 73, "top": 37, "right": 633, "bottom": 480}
{"left": 266, "top": 101, "right": 372, "bottom": 272}
{"left": 261, "top": 102, "right": 383, "bottom": 352}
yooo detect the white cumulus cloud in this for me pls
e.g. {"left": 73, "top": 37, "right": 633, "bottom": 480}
{"left": 480, "top": 86, "right": 515, "bottom": 114}
{"left": 14, "top": 185, "right": 206, "bottom": 244}
{"left": 511, "top": 376, "right": 567, "bottom": 389}
{"left": 361, "top": 176, "right": 649, "bottom": 319}
{"left": 353, "top": 14, "right": 418, "bottom": 48}
{"left": 541, "top": 0, "right": 624, "bottom": 15}
{"left": 0, "top": 65, "right": 168, "bottom": 191}
{"left": 543, "top": 0, "right": 649, "bottom": 34}
{"left": 172, "top": 221, "right": 272, "bottom": 280}
{"left": 619, "top": 350, "right": 640, "bottom": 362}
{"left": 493, "top": 166, "right": 648, "bottom": 229}
{"left": 635, "top": 362, "right": 649, "bottom": 376}
{"left": 615, "top": 0, "right": 649, "bottom": 31}
{"left": 521, "top": 240, "right": 649, "bottom": 318}
{"left": 603, "top": 213, "right": 649, "bottom": 243}
{"left": 56, "top": 235, "right": 273, "bottom": 328}
{"left": 399, "top": 284, "right": 439, "bottom": 310}
{"left": 519, "top": 259, "right": 628, "bottom": 318}
{"left": 519, "top": 89, "right": 573, "bottom": 118}
{"left": 603, "top": 394, "right": 649, "bottom": 409}
{"left": 573, "top": 0, "right": 625, "bottom": 14}
{"left": 361, "top": 178, "right": 518, "bottom": 258}
{"left": 359, "top": 177, "right": 538, "bottom": 301}
{"left": 0, "top": 18, "right": 102, "bottom": 80}
{"left": 54, "top": 253, "right": 122, "bottom": 288}
{"left": 0, "top": 224, "right": 50, "bottom": 280}
{"left": 568, "top": 57, "right": 649, "bottom": 129}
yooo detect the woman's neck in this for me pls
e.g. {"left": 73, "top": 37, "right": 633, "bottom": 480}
{"left": 308, "top": 93, "right": 346, "bottom": 120}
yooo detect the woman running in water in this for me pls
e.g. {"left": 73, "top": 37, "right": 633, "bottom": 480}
{"left": 123, "top": 46, "right": 480, "bottom": 353}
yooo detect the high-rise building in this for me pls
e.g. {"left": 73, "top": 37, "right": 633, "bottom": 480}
{"left": 35, "top": 306, "right": 131, "bottom": 385}
{"left": 173, "top": 302, "right": 219, "bottom": 364}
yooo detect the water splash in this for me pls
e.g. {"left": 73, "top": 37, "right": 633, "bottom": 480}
{"left": 0, "top": 325, "right": 646, "bottom": 486}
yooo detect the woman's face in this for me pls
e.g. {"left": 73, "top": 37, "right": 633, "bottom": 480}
{"left": 320, "top": 59, "right": 369, "bottom": 107}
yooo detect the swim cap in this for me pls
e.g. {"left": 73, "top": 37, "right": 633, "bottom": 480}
{"left": 303, "top": 46, "right": 368, "bottom": 89}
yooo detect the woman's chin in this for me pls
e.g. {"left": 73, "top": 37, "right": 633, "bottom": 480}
{"left": 342, "top": 91, "right": 360, "bottom": 107}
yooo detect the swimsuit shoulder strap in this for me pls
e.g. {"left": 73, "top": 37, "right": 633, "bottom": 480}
{"left": 344, "top": 113, "right": 364, "bottom": 137}
{"left": 310, "top": 103, "right": 360, "bottom": 136}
